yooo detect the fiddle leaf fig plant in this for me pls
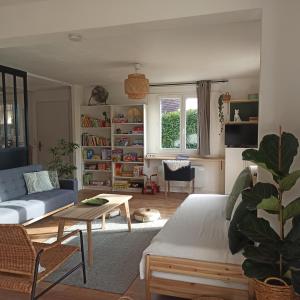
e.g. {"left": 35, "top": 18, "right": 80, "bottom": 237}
{"left": 229, "top": 131, "right": 300, "bottom": 294}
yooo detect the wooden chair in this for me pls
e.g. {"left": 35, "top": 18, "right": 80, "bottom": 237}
{"left": 0, "top": 224, "right": 86, "bottom": 300}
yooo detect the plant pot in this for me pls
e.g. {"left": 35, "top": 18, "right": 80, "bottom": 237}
{"left": 254, "top": 278, "right": 294, "bottom": 300}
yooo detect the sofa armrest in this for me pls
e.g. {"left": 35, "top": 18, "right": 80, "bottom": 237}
{"left": 59, "top": 178, "right": 78, "bottom": 204}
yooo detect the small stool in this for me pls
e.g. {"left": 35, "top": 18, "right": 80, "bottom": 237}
{"left": 133, "top": 208, "right": 161, "bottom": 222}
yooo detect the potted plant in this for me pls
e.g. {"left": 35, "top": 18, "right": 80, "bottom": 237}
{"left": 229, "top": 130, "right": 300, "bottom": 299}
{"left": 48, "top": 139, "right": 79, "bottom": 179}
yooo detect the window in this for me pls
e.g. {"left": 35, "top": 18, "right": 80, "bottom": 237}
{"left": 160, "top": 96, "right": 198, "bottom": 152}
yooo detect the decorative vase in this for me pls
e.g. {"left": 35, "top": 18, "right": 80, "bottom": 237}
{"left": 254, "top": 278, "right": 294, "bottom": 300}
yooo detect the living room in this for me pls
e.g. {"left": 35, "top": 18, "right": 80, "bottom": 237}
{"left": 0, "top": 1, "right": 300, "bottom": 300}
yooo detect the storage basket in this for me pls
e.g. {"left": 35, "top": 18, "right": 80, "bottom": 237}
{"left": 254, "top": 277, "right": 294, "bottom": 300}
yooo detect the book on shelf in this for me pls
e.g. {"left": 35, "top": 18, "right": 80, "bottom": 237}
{"left": 81, "top": 133, "right": 111, "bottom": 146}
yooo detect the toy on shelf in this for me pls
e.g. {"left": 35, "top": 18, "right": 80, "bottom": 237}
{"left": 113, "top": 113, "right": 128, "bottom": 123}
{"left": 132, "top": 126, "right": 143, "bottom": 134}
{"left": 123, "top": 152, "right": 138, "bottom": 162}
{"left": 142, "top": 174, "right": 160, "bottom": 194}
{"left": 132, "top": 139, "right": 143, "bottom": 147}
{"left": 112, "top": 149, "right": 123, "bottom": 162}
{"left": 116, "top": 137, "right": 129, "bottom": 146}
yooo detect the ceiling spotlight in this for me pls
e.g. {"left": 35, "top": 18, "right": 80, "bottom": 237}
{"left": 68, "top": 33, "right": 82, "bottom": 42}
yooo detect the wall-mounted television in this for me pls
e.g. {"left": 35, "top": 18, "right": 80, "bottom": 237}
{"left": 225, "top": 124, "right": 258, "bottom": 148}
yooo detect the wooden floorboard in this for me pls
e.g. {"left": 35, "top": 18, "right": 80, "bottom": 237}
{"left": 0, "top": 190, "right": 186, "bottom": 300}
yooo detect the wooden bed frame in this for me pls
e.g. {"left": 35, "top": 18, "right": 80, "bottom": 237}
{"left": 145, "top": 255, "right": 254, "bottom": 300}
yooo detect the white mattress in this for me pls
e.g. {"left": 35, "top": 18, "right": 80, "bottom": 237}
{"left": 139, "top": 194, "right": 246, "bottom": 290}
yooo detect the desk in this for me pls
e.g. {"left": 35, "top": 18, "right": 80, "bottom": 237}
{"left": 144, "top": 155, "right": 225, "bottom": 170}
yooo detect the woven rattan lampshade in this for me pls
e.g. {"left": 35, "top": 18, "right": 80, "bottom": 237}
{"left": 124, "top": 64, "right": 149, "bottom": 99}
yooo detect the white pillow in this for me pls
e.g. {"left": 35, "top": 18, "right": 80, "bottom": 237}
{"left": 24, "top": 171, "right": 54, "bottom": 194}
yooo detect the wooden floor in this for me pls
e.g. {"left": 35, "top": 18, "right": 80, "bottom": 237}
{"left": 0, "top": 190, "right": 186, "bottom": 300}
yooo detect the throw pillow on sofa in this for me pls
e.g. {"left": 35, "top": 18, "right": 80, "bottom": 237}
{"left": 48, "top": 170, "right": 60, "bottom": 189}
{"left": 24, "top": 171, "right": 54, "bottom": 194}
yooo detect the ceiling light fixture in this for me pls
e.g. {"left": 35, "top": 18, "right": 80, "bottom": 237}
{"left": 68, "top": 33, "right": 82, "bottom": 42}
{"left": 124, "top": 63, "right": 149, "bottom": 100}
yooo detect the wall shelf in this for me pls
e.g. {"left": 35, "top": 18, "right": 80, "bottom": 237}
{"left": 229, "top": 99, "right": 258, "bottom": 103}
{"left": 225, "top": 121, "right": 258, "bottom": 125}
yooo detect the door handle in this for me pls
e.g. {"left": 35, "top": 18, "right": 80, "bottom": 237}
{"left": 38, "top": 141, "right": 42, "bottom": 151}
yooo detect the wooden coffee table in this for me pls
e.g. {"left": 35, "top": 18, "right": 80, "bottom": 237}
{"left": 53, "top": 193, "right": 132, "bottom": 267}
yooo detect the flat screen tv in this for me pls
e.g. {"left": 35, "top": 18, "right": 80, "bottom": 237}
{"left": 225, "top": 124, "right": 258, "bottom": 148}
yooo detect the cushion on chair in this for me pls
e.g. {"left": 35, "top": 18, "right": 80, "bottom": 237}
{"left": 225, "top": 167, "right": 253, "bottom": 221}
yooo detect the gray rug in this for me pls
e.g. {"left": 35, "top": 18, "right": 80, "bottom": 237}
{"left": 46, "top": 216, "right": 164, "bottom": 294}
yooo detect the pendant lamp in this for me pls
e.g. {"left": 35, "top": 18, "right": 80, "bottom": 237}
{"left": 124, "top": 63, "right": 149, "bottom": 99}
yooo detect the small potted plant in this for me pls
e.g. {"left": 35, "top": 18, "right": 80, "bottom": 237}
{"left": 229, "top": 130, "right": 300, "bottom": 299}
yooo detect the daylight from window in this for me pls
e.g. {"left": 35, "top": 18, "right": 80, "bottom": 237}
{"left": 185, "top": 97, "right": 198, "bottom": 149}
{"left": 160, "top": 98, "right": 181, "bottom": 149}
{"left": 160, "top": 97, "right": 198, "bottom": 151}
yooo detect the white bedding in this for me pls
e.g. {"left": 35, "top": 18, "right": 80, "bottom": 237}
{"left": 139, "top": 194, "right": 245, "bottom": 289}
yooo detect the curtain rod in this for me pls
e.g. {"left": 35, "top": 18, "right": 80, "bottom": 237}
{"left": 149, "top": 80, "right": 228, "bottom": 87}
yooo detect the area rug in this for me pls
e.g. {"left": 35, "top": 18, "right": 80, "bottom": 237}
{"left": 46, "top": 216, "right": 166, "bottom": 294}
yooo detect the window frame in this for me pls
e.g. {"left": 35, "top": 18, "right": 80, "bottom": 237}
{"left": 159, "top": 93, "right": 198, "bottom": 155}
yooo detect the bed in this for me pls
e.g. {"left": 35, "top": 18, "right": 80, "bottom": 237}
{"left": 139, "top": 194, "right": 254, "bottom": 300}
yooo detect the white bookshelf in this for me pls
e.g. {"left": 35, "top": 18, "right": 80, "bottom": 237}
{"left": 80, "top": 104, "right": 146, "bottom": 192}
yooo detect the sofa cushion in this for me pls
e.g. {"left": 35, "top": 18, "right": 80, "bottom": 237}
{"left": 24, "top": 171, "right": 54, "bottom": 194}
{"left": 0, "top": 165, "right": 42, "bottom": 202}
{"left": 0, "top": 189, "right": 74, "bottom": 224}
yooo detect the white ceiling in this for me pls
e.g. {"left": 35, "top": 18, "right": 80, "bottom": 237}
{"left": 0, "top": 11, "right": 261, "bottom": 89}
{"left": 0, "top": 0, "right": 42, "bottom": 6}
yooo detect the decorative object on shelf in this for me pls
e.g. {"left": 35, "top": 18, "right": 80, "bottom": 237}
{"left": 124, "top": 63, "right": 149, "bottom": 100}
{"left": 88, "top": 85, "right": 109, "bottom": 105}
{"left": 229, "top": 129, "right": 300, "bottom": 299}
{"left": 133, "top": 208, "right": 161, "bottom": 222}
{"left": 248, "top": 93, "right": 259, "bottom": 100}
{"left": 87, "top": 149, "right": 94, "bottom": 160}
{"left": 218, "top": 94, "right": 225, "bottom": 134}
{"left": 233, "top": 109, "right": 242, "bottom": 122}
{"left": 48, "top": 139, "right": 79, "bottom": 179}
{"left": 127, "top": 107, "right": 143, "bottom": 122}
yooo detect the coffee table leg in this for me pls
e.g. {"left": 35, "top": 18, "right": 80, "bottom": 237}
{"left": 124, "top": 200, "right": 132, "bottom": 232}
{"left": 87, "top": 221, "right": 93, "bottom": 267}
{"left": 102, "top": 213, "right": 106, "bottom": 230}
{"left": 57, "top": 219, "right": 65, "bottom": 240}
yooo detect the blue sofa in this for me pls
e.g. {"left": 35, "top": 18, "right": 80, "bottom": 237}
{"left": 0, "top": 165, "right": 78, "bottom": 224}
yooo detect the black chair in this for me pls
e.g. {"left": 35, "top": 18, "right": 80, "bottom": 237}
{"left": 163, "top": 161, "right": 195, "bottom": 197}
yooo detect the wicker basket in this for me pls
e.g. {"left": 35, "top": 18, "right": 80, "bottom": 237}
{"left": 254, "top": 277, "right": 294, "bottom": 300}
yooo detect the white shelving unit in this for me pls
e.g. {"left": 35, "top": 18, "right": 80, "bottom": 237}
{"left": 111, "top": 104, "right": 146, "bottom": 192}
{"left": 80, "top": 104, "right": 146, "bottom": 192}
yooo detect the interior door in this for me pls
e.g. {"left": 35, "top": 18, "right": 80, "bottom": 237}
{"left": 36, "top": 100, "right": 70, "bottom": 168}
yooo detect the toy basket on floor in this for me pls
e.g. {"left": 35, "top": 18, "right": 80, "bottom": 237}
{"left": 254, "top": 278, "right": 294, "bottom": 300}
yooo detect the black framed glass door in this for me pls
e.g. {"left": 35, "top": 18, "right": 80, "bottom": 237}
{"left": 0, "top": 65, "right": 29, "bottom": 169}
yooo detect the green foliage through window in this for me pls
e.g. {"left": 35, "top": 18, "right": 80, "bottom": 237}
{"left": 161, "top": 109, "right": 198, "bottom": 149}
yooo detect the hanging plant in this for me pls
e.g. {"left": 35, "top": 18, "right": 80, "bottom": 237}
{"left": 218, "top": 94, "right": 225, "bottom": 134}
